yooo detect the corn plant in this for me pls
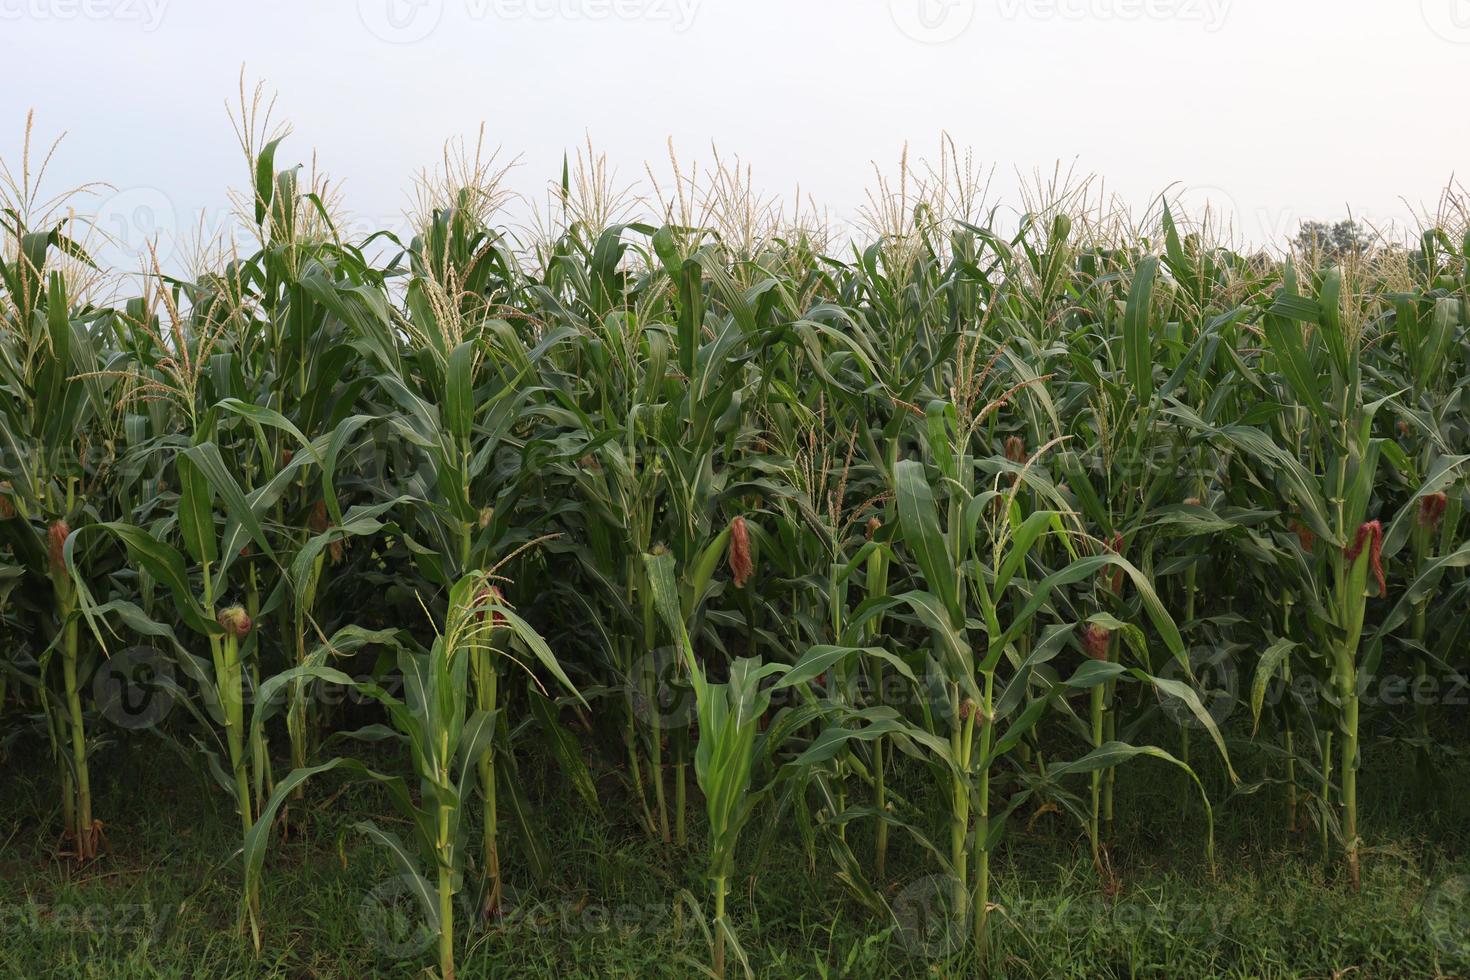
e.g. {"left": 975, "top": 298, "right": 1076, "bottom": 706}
{"left": 0, "top": 221, "right": 118, "bottom": 858}
{"left": 645, "top": 547, "right": 822, "bottom": 980}
{"left": 65, "top": 435, "right": 318, "bottom": 942}
{"left": 1181, "top": 262, "right": 1469, "bottom": 887}
{"left": 4, "top": 119, "right": 1470, "bottom": 977}
{"left": 242, "top": 572, "right": 577, "bottom": 980}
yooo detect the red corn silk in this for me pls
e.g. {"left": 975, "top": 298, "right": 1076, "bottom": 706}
{"left": 1083, "top": 624, "right": 1112, "bottom": 661}
{"left": 728, "top": 516, "right": 753, "bottom": 588}
{"left": 474, "top": 583, "right": 507, "bottom": 628}
{"left": 48, "top": 519, "right": 71, "bottom": 574}
{"left": 1344, "top": 521, "right": 1386, "bottom": 596}
{"left": 1292, "top": 520, "right": 1315, "bottom": 553}
{"left": 1418, "top": 493, "right": 1449, "bottom": 531}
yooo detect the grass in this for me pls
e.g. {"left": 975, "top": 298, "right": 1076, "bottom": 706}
{"left": 3, "top": 725, "right": 1466, "bottom": 979}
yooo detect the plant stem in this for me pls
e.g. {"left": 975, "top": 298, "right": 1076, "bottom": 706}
{"left": 713, "top": 874, "right": 728, "bottom": 980}
{"left": 1102, "top": 686, "right": 1116, "bottom": 838}
{"left": 1320, "top": 730, "right": 1333, "bottom": 863}
{"left": 674, "top": 751, "right": 687, "bottom": 847}
{"left": 51, "top": 560, "right": 93, "bottom": 859}
{"left": 436, "top": 722, "right": 457, "bottom": 980}
{"left": 872, "top": 682, "right": 887, "bottom": 880}
{"left": 220, "top": 632, "right": 254, "bottom": 838}
{"left": 866, "top": 542, "right": 890, "bottom": 880}
{"left": 60, "top": 605, "right": 92, "bottom": 858}
{"left": 949, "top": 684, "right": 971, "bottom": 924}
{"left": 1089, "top": 681, "right": 1105, "bottom": 870}
{"left": 642, "top": 586, "right": 670, "bottom": 845}
{"left": 475, "top": 646, "right": 501, "bottom": 917}
{"left": 1337, "top": 544, "right": 1371, "bottom": 890}
{"left": 622, "top": 693, "right": 657, "bottom": 836}
{"left": 1411, "top": 600, "right": 1432, "bottom": 782}
{"left": 1283, "top": 600, "right": 1297, "bottom": 833}
{"left": 1182, "top": 563, "right": 1196, "bottom": 769}
{"left": 438, "top": 803, "right": 456, "bottom": 980}
{"left": 973, "top": 671, "right": 994, "bottom": 964}
{"left": 1337, "top": 643, "right": 1360, "bottom": 889}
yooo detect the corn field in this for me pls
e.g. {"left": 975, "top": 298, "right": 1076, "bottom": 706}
{"left": 3, "top": 113, "right": 1469, "bottom": 978}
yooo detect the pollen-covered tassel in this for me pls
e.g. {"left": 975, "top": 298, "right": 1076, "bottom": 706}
{"left": 728, "top": 516, "right": 753, "bottom": 589}
{"left": 48, "top": 519, "right": 71, "bottom": 574}
{"left": 1344, "top": 520, "right": 1386, "bottom": 597}
{"left": 1083, "top": 624, "right": 1112, "bottom": 661}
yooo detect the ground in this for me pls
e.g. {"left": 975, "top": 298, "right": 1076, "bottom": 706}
{"left": 1, "top": 727, "right": 1467, "bottom": 978}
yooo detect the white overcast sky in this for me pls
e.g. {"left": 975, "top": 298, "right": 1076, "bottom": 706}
{"left": 3, "top": 0, "right": 1467, "bottom": 271}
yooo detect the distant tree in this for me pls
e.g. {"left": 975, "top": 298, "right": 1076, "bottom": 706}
{"left": 1293, "top": 219, "right": 1371, "bottom": 261}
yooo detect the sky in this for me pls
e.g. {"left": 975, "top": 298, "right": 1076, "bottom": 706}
{"left": 3, "top": 0, "right": 1467, "bottom": 272}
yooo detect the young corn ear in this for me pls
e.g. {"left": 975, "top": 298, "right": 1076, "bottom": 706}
{"left": 1344, "top": 520, "right": 1386, "bottom": 596}
{"left": 1417, "top": 492, "right": 1448, "bottom": 530}
{"left": 218, "top": 604, "right": 253, "bottom": 640}
{"left": 48, "top": 519, "right": 70, "bottom": 574}
{"left": 727, "top": 516, "right": 753, "bottom": 588}
{"left": 1083, "top": 624, "right": 1112, "bottom": 661}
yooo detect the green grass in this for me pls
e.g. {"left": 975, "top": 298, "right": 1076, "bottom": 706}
{"left": 3, "top": 728, "right": 1466, "bottom": 979}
